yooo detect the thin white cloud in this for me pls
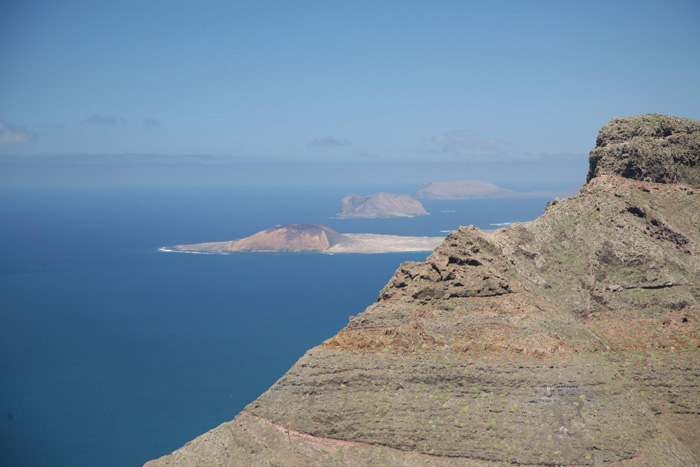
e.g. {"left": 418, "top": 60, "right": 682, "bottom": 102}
{"left": 432, "top": 130, "right": 510, "bottom": 156}
{"left": 143, "top": 118, "right": 162, "bottom": 128}
{"left": 358, "top": 151, "right": 380, "bottom": 159}
{"left": 309, "top": 137, "right": 351, "bottom": 148}
{"left": 82, "top": 114, "right": 127, "bottom": 127}
{"left": 14, "top": 153, "right": 245, "bottom": 165}
{"left": 0, "top": 121, "right": 36, "bottom": 144}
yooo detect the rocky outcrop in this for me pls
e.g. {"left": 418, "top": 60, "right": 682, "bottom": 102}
{"left": 587, "top": 113, "right": 700, "bottom": 186}
{"left": 336, "top": 192, "right": 428, "bottom": 218}
{"left": 146, "top": 115, "right": 700, "bottom": 467}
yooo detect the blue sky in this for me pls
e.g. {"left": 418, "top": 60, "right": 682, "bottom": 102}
{"left": 1, "top": 0, "right": 699, "bottom": 187}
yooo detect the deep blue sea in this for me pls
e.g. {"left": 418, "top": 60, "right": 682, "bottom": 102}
{"left": 0, "top": 185, "right": 553, "bottom": 466}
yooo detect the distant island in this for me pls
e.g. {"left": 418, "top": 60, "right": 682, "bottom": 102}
{"left": 336, "top": 192, "right": 428, "bottom": 218}
{"left": 417, "top": 180, "right": 581, "bottom": 199}
{"left": 161, "top": 224, "right": 444, "bottom": 254}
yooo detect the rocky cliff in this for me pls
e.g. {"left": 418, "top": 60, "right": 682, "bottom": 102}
{"left": 587, "top": 114, "right": 700, "bottom": 186}
{"left": 146, "top": 115, "right": 700, "bottom": 467}
{"left": 336, "top": 192, "right": 428, "bottom": 218}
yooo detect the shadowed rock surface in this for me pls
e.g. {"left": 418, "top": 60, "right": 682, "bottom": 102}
{"left": 336, "top": 192, "right": 428, "bottom": 218}
{"left": 146, "top": 115, "right": 700, "bottom": 467}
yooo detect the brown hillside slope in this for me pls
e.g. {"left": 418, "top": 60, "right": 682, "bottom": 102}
{"left": 227, "top": 224, "right": 343, "bottom": 251}
{"left": 145, "top": 114, "right": 700, "bottom": 467}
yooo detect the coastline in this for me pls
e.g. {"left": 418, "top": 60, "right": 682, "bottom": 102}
{"left": 160, "top": 233, "right": 445, "bottom": 255}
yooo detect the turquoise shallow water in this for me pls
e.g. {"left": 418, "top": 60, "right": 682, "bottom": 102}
{"left": 0, "top": 186, "right": 552, "bottom": 466}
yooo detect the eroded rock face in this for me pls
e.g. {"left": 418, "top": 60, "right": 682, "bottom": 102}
{"left": 378, "top": 227, "right": 515, "bottom": 302}
{"left": 587, "top": 114, "right": 700, "bottom": 186}
{"left": 145, "top": 115, "right": 700, "bottom": 467}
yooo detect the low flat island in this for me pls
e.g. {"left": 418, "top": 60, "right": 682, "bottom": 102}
{"left": 161, "top": 224, "right": 445, "bottom": 254}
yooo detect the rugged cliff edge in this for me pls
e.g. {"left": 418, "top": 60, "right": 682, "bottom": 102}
{"left": 146, "top": 114, "right": 700, "bottom": 467}
{"left": 336, "top": 192, "right": 428, "bottom": 218}
{"left": 587, "top": 114, "right": 700, "bottom": 186}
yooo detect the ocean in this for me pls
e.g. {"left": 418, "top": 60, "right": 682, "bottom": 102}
{"left": 0, "top": 185, "right": 554, "bottom": 466}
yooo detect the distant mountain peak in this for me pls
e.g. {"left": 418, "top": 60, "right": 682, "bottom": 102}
{"left": 417, "top": 180, "right": 581, "bottom": 199}
{"left": 336, "top": 192, "right": 428, "bottom": 218}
